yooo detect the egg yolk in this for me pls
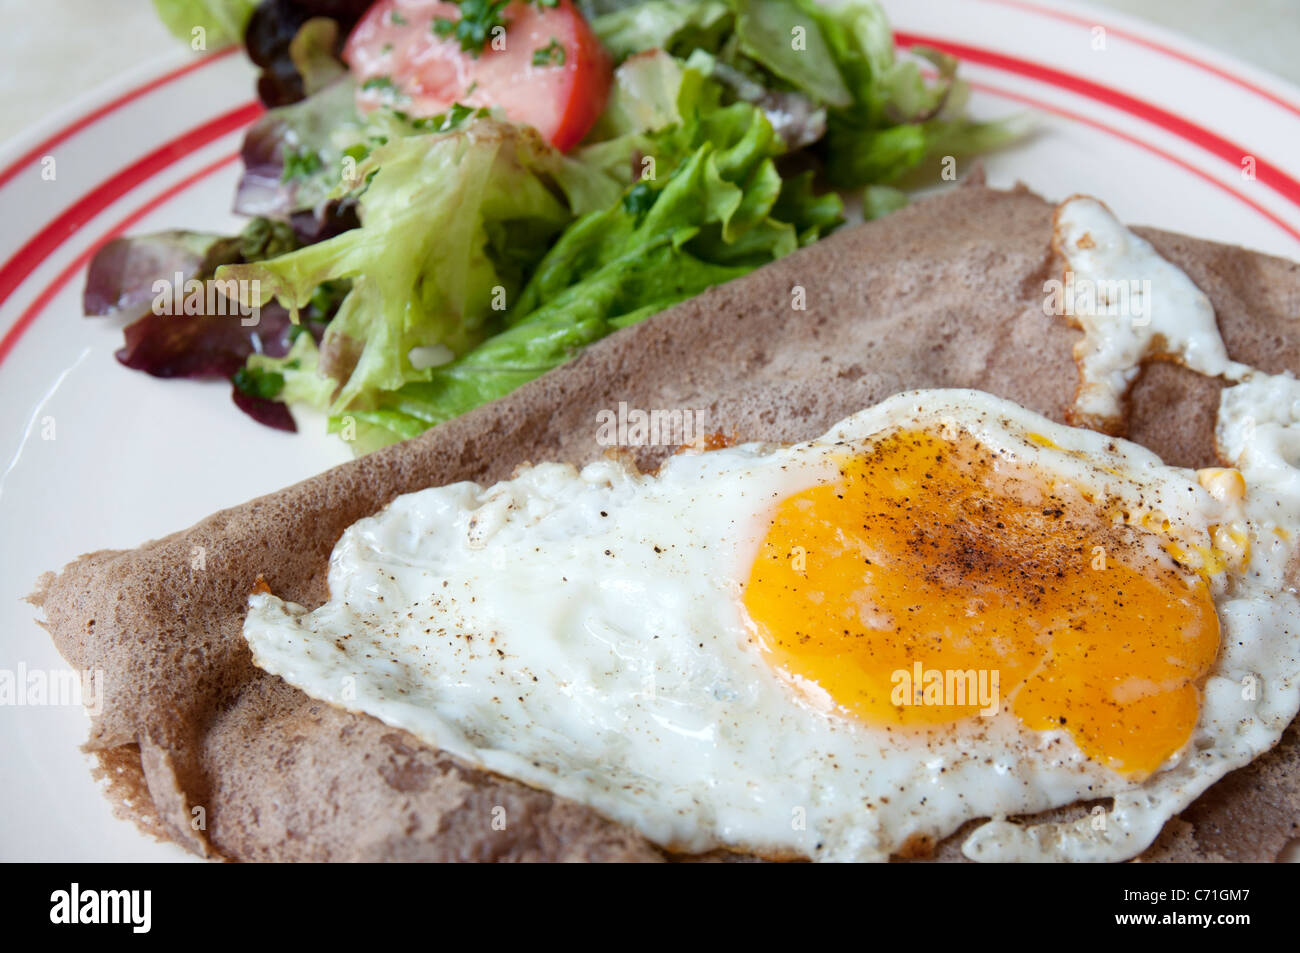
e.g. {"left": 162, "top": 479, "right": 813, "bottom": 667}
{"left": 742, "top": 429, "right": 1220, "bottom": 778}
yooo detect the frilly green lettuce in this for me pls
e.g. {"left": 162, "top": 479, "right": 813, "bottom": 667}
{"left": 220, "top": 121, "right": 620, "bottom": 415}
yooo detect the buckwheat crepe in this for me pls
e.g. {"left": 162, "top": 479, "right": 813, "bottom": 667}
{"left": 30, "top": 184, "right": 1300, "bottom": 861}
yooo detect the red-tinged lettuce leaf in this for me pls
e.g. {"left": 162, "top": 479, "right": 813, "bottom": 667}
{"left": 232, "top": 383, "right": 297, "bottom": 431}
{"left": 84, "top": 231, "right": 240, "bottom": 317}
{"left": 86, "top": 212, "right": 333, "bottom": 433}
{"left": 235, "top": 111, "right": 296, "bottom": 219}
{"left": 115, "top": 298, "right": 297, "bottom": 379}
{"left": 290, "top": 196, "right": 360, "bottom": 245}
{"left": 234, "top": 74, "right": 360, "bottom": 220}
{"left": 85, "top": 220, "right": 297, "bottom": 321}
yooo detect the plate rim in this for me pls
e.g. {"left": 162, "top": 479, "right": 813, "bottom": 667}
{"left": 5, "top": 0, "right": 1300, "bottom": 863}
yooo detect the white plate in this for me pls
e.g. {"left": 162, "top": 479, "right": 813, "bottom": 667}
{"left": 2, "top": 0, "right": 1298, "bottom": 862}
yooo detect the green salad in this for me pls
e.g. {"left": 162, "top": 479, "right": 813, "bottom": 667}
{"left": 95, "top": 0, "right": 1021, "bottom": 450}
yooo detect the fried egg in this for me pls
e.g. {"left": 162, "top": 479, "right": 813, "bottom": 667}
{"left": 244, "top": 386, "right": 1300, "bottom": 862}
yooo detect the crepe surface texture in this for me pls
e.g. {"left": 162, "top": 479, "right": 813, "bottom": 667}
{"left": 31, "top": 185, "right": 1300, "bottom": 861}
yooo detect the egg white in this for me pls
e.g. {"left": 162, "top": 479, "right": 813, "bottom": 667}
{"left": 1051, "top": 195, "right": 1252, "bottom": 427}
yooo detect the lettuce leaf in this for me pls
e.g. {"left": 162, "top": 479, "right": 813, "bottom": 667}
{"left": 220, "top": 120, "right": 622, "bottom": 416}
{"left": 151, "top": 0, "right": 258, "bottom": 48}
{"left": 235, "top": 74, "right": 363, "bottom": 221}
{"left": 592, "top": 0, "right": 1023, "bottom": 188}
{"left": 809, "top": 0, "right": 1026, "bottom": 186}
{"left": 83, "top": 230, "right": 242, "bottom": 318}
{"left": 246, "top": 330, "right": 336, "bottom": 408}
{"left": 592, "top": 0, "right": 733, "bottom": 62}
{"left": 734, "top": 0, "right": 852, "bottom": 107}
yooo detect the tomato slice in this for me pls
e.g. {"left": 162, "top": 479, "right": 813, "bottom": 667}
{"left": 345, "top": 0, "right": 612, "bottom": 152}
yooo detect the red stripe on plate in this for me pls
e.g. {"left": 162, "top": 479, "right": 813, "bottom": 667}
{"left": 0, "top": 47, "right": 237, "bottom": 192}
{"left": 0, "top": 101, "right": 261, "bottom": 312}
{"left": 978, "top": 0, "right": 1300, "bottom": 119}
{"left": 0, "top": 152, "right": 242, "bottom": 367}
{"left": 896, "top": 32, "right": 1300, "bottom": 211}
{"left": 964, "top": 78, "right": 1300, "bottom": 244}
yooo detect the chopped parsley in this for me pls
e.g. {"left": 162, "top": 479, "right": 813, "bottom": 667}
{"left": 432, "top": 0, "right": 510, "bottom": 57}
{"left": 309, "top": 279, "right": 351, "bottom": 320}
{"left": 232, "top": 366, "right": 285, "bottom": 400}
{"left": 361, "top": 75, "right": 401, "bottom": 98}
{"left": 237, "top": 217, "right": 298, "bottom": 261}
{"left": 531, "top": 38, "right": 565, "bottom": 67}
{"left": 280, "top": 145, "right": 322, "bottom": 183}
{"left": 622, "top": 181, "right": 657, "bottom": 223}
{"left": 389, "top": 10, "right": 407, "bottom": 25}
{"left": 342, "top": 142, "right": 370, "bottom": 164}
{"left": 408, "top": 102, "right": 491, "bottom": 133}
